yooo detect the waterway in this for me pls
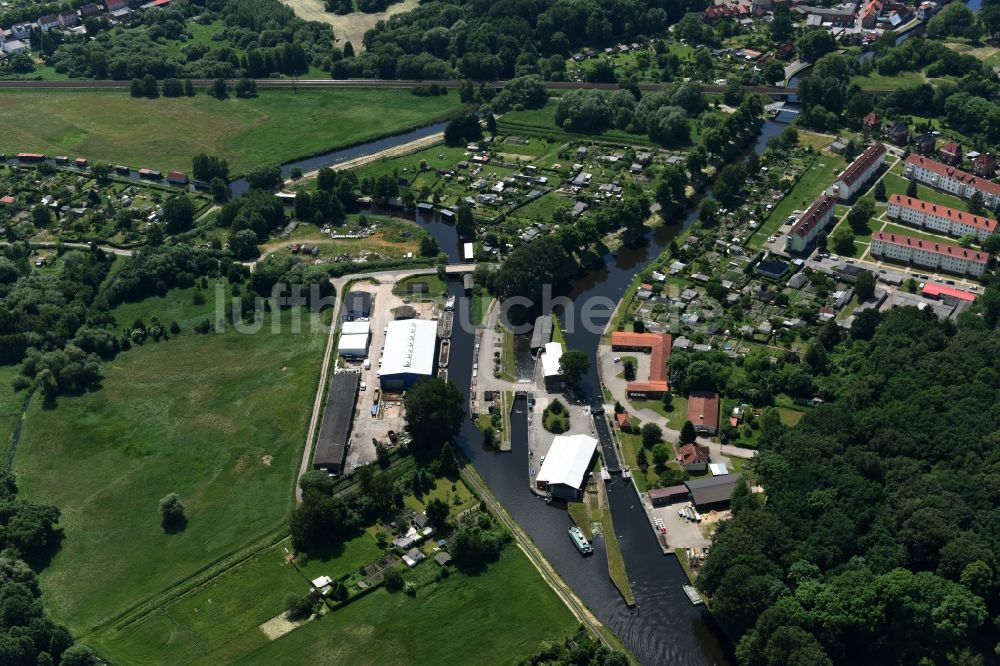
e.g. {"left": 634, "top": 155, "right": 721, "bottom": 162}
{"left": 442, "top": 117, "right": 789, "bottom": 665}
{"left": 228, "top": 114, "right": 787, "bottom": 663}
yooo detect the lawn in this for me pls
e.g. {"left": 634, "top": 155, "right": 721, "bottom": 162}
{"left": 881, "top": 172, "right": 970, "bottom": 212}
{"left": 89, "top": 542, "right": 306, "bottom": 665}
{"left": 14, "top": 303, "right": 327, "bottom": 633}
{"left": 749, "top": 154, "right": 846, "bottom": 247}
{"left": 0, "top": 365, "right": 26, "bottom": 461}
{"left": 498, "top": 101, "right": 658, "bottom": 147}
{"left": 880, "top": 222, "right": 972, "bottom": 246}
{"left": 602, "top": 506, "right": 634, "bottom": 606}
{"left": 394, "top": 274, "right": 446, "bottom": 300}
{"left": 0, "top": 88, "right": 460, "bottom": 174}
{"left": 851, "top": 69, "right": 924, "bottom": 90}
{"left": 203, "top": 545, "right": 576, "bottom": 665}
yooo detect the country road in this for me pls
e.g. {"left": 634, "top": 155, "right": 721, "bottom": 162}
{"left": 0, "top": 240, "right": 134, "bottom": 256}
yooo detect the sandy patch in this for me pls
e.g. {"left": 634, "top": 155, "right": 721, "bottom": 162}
{"left": 281, "top": 0, "right": 419, "bottom": 50}
{"left": 259, "top": 611, "right": 316, "bottom": 640}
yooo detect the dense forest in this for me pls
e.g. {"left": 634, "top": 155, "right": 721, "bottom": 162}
{"left": 697, "top": 290, "right": 1000, "bottom": 665}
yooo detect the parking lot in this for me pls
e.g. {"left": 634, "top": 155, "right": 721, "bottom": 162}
{"left": 646, "top": 500, "right": 724, "bottom": 549}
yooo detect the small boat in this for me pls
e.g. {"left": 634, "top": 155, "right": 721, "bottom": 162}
{"left": 568, "top": 526, "right": 593, "bottom": 556}
{"left": 115, "top": 165, "right": 130, "bottom": 175}
{"left": 683, "top": 585, "right": 704, "bottom": 605}
{"left": 438, "top": 339, "right": 450, "bottom": 368}
{"left": 444, "top": 295, "right": 456, "bottom": 311}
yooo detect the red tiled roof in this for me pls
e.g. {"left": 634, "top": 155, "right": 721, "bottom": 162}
{"left": 0, "top": 195, "right": 15, "bottom": 204}
{"left": 889, "top": 194, "right": 997, "bottom": 233}
{"left": 791, "top": 194, "right": 836, "bottom": 238}
{"left": 167, "top": 170, "right": 188, "bottom": 182}
{"left": 677, "top": 443, "right": 710, "bottom": 466}
{"left": 905, "top": 155, "right": 1000, "bottom": 198}
{"left": 687, "top": 391, "right": 720, "bottom": 431}
{"left": 871, "top": 231, "right": 988, "bottom": 265}
{"left": 616, "top": 412, "right": 631, "bottom": 428}
{"left": 863, "top": 112, "right": 879, "bottom": 126}
{"left": 940, "top": 142, "right": 960, "bottom": 155}
{"left": 613, "top": 331, "right": 671, "bottom": 393}
{"left": 17, "top": 153, "right": 44, "bottom": 159}
{"left": 921, "top": 283, "right": 977, "bottom": 302}
{"left": 837, "top": 142, "right": 886, "bottom": 188}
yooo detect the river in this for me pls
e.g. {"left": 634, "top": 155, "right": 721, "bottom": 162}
{"left": 234, "top": 115, "right": 786, "bottom": 664}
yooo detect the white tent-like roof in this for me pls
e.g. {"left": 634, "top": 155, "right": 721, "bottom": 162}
{"left": 381, "top": 319, "right": 436, "bottom": 378}
{"left": 338, "top": 333, "right": 369, "bottom": 357}
{"left": 341, "top": 320, "right": 371, "bottom": 336}
{"left": 541, "top": 341, "right": 563, "bottom": 378}
{"left": 709, "top": 463, "right": 729, "bottom": 476}
{"left": 536, "top": 434, "right": 598, "bottom": 491}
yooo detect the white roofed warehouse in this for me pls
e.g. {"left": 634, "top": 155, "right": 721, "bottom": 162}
{"left": 535, "top": 434, "right": 599, "bottom": 500}
{"left": 541, "top": 341, "right": 563, "bottom": 391}
{"left": 380, "top": 319, "right": 438, "bottom": 390}
{"left": 338, "top": 320, "right": 370, "bottom": 358}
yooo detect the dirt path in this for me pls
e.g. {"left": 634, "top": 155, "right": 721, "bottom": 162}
{"left": 281, "top": 0, "right": 419, "bottom": 49}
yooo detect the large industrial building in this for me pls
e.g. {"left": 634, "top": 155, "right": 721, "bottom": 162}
{"left": 337, "top": 320, "right": 370, "bottom": 358}
{"left": 535, "top": 434, "right": 599, "bottom": 499}
{"left": 610, "top": 331, "right": 671, "bottom": 398}
{"left": 312, "top": 372, "right": 360, "bottom": 475}
{"left": 379, "top": 319, "right": 438, "bottom": 390}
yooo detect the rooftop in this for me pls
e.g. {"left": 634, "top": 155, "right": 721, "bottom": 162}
{"left": 790, "top": 195, "right": 836, "bottom": 239}
{"left": 536, "top": 434, "right": 599, "bottom": 490}
{"left": 836, "top": 143, "right": 885, "bottom": 188}
{"left": 687, "top": 391, "right": 720, "bottom": 431}
{"left": 381, "top": 319, "right": 437, "bottom": 378}
{"left": 889, "top": 194, "right": 997, "bottom": 233}
{"left": 871, "top": 231, "right": 988, "bottom": 265}
{"left": 905, "top": 154, "right": 1000, "bottom": 198}
{"left": 685, "top": 474, "right": 741, "bottom": 506}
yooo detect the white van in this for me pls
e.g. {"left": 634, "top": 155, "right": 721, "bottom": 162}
{"left": 363, "top": 359, "right": 371, "bottom": 370}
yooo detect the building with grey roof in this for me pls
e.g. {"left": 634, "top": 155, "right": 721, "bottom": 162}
{"left": 685, "top": 474, "right": 742, "bottom": 508}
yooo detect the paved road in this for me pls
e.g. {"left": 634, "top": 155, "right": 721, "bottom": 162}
{"left": 295, "top": 264, "right": 477, "bottom": 503}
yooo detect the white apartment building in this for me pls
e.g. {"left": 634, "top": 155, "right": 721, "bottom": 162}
{"left": 870, "top": 231, "right": 988, "bottom": 276}
{"left": 830, "top": 143, "right": 886, "bottom": 201}
{"left": 786, "top": 194, "right": 837, "bottom": 254}
{"left": 904, "top": 155, "right": 1000, "bottom": 209}
{"left": 887, "top": 195, "right": 997, "bottom": 243}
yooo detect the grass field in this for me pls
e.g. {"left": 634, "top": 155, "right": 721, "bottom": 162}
{"left": 880, "top": 222, "right": 971, "bottom": 246}
{"left": 0, "top": 89, "right": 459, "bottom": 174}
{"left": 14, "top": 299, "right": 327, "bottom": 633}
{"left": 602, "top": 506, "right": 634, "bottom": 606}
{"left": 851, "top": 69, "right": 924, "bottom": 90}
{"left": 498, "top": 101, "right": 658, "bottom": 147}
{"left": 245, "top": 546, "right": 577, "bottom": 665}
{"left": 749, "top": 154, "right": 846, "bottom": 247}
{"left": 98, "top": 542, "right": 578, "bottom": 665}
{"left": 882, "top": 172, "right": 970, "bottom": 212}
{"left": 0, "top": 366, "right": 26, "bottom": 461}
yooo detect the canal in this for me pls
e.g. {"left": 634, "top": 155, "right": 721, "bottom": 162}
{"left": 232, "top": 114, "right": 787, "bottom": 664}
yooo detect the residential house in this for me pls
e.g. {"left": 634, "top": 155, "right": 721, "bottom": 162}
{"left": 870, "top": 231, "right": 988, "bottom": 276}
{"left": 972, "top": 153, "right": 997, "bottom": 178}
{"left": 904, "top": 154, "right": 1000, "bottom": 208}
{"left": 677, "top": 444, "right": 710, "bottom": 472}
{"left": 615, "top": 412, "right": 632, "bottom": 433}
{"left": 687, "top": 391, "right": 720, "bottom": 435}
{"left": 829, "top": 143, "right": 886, "bottom": 201}
{"left": 38, "top": 14, "right": 60, "bottom": 31}
{"left": 887, "top": 194, "right": 996, "bottom": 242}
{"left": 889, "top": 120, "right": 909, "bottom": 145}
{"left": 785, "top": 194, "right": 837, "bottom": 253}
{"left": 862, "top": 112, "right": 881, "bottom": 133}
{"left": 914, "top": 132, "right": 935, "bottom": 155}
{"left": 57, "top": 11, "right": 79, "bottom": 27}
{"left": 80, "top": 3, "right": 104, "bottom": 17}
{"left": 938, "top": 142, "right": 962, "bottom": 166}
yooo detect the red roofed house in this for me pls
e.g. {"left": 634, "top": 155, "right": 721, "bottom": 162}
{"left": 887, "top": 194, "right": 997, "bottom": 242}
{"left": 785, "top": 194, "right": 836, "bottom": 254}
{"left": 38, "top": 14, "right": 60, "bottom": 31}
{"left": 862, "top": 112, "right": 881, "bottom": 133}
{"left": 615, "top": 412, "right": 632, "bottom": 433}
{"left": 677, "top": 443, "right": 710, "bottom": 472}
{"left": 938, "top": 142, "right": 962, "bottom": 166}
{"left": 972, "top": 153, "right": 997, "bottom": 178}
{"left": 0, "top": 195, "right": 15, "bottom": 205}
{"left": 104, "top": 0, "right": 128, "bottom": 11}
{"left": 870, "top": 231, "right": 988, "bottom": 276}
{"left": 687, "top": 391, "right": 720, "bottom": 435}
{"left": 611, "top": 331, "right": 671, "bottom": 398}
{"left": 831, "top": 142, "right": 886, "bottom": 201}
{"left": 167, "top": 171, "right": 189, "bottom": 185}
{"left": 904, "top": 154, "right": 1000, "bottom": 209}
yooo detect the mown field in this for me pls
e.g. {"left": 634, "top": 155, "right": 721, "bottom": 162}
{"left": 0, "top": 365, "right": 26, "bottom": 461}
{"left": 14, "top": 289, "right": 327, "bottom": 633}
{"left": 0, "top": 88, "right": 460, "bottom": 174}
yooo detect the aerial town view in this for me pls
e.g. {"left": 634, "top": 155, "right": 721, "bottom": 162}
{"left": 1, "top": 0, "right": 999, "bottom": 662}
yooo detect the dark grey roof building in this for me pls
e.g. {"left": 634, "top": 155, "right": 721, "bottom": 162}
{"left": 343, "top": 291, "right": 372, "bottom": 321}
{"left": 312, "top": 372, "right": 360, "bottom": 475}
{"left": 685, "top": 474, "right": 741, "bottom": 508}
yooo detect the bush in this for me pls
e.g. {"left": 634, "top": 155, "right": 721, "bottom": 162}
{"left": 384, "top": 568, "right": 404, "bottom": 591}
{"left": 285, "top": 594, "right": 314, "bottom": 621}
